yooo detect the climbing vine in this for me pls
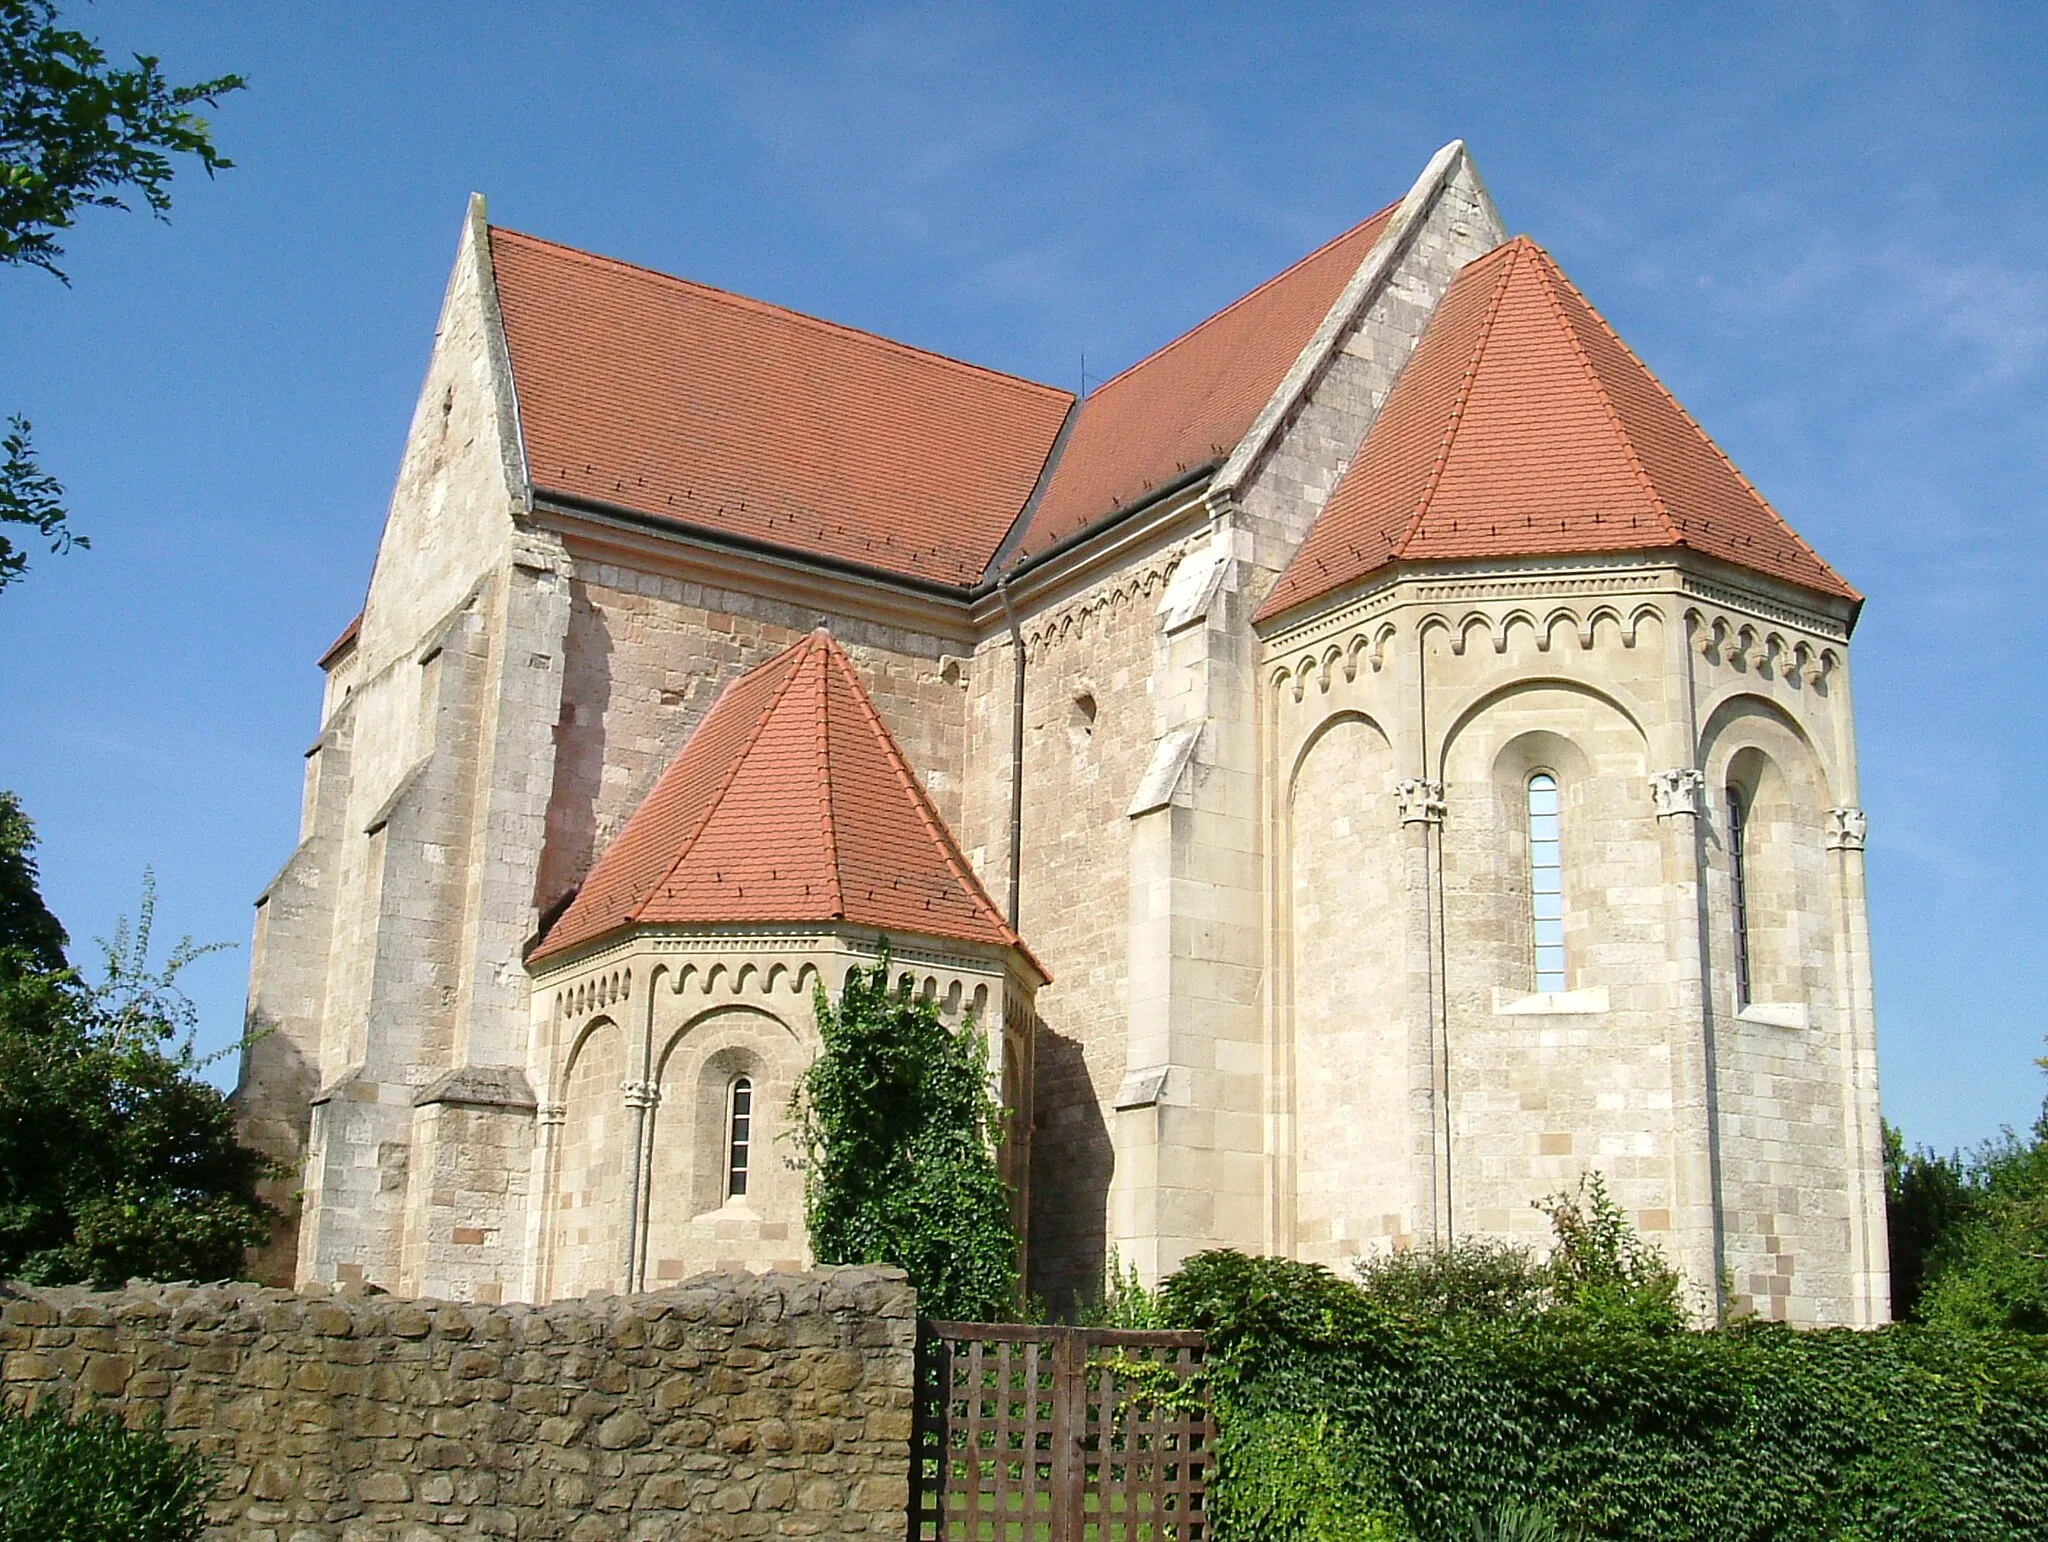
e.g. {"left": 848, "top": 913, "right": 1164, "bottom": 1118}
{"left": 792, "top": 944, "right": 1020, "bottom": 1322}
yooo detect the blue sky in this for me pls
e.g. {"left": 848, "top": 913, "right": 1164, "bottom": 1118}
{"left": 1, "top": 2, "right": 2042, "bottom": 1153}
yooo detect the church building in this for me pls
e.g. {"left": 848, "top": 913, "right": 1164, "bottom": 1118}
{"left": 236, "top": 142, "right": 1889, "bottom": 1325}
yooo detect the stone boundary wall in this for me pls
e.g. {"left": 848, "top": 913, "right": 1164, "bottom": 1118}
{"left": 0, "top": 1265, "right": 914, "bottom": 1542}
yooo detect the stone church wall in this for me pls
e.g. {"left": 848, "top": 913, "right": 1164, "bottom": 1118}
{"left": 972, "top": 523, "right": 1202, "bottom": 1313}
{"left": 534, "top": 556, "right": 975, "bottom": 929}
{"left": 0, "top": 1267, "right": 915, "bottom": 1542}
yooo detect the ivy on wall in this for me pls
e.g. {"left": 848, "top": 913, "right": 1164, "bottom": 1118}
{"left": 792, "top": 945, "right": 1020, "bottom": 1322}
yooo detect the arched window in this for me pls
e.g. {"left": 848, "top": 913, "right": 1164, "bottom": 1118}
{"left": 1527, "top": 772, "right": 1566, "bottom": 993}
{"left": 725, "top": 1076, "right": 752, "bottom": 1199}
{"left": 1727, "top": 785, "right": 1754, "bottom": 1007}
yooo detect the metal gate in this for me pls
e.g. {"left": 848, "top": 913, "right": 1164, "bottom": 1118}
{"left": 912, "top": 1321, "right": 1213, "bottom": 1542}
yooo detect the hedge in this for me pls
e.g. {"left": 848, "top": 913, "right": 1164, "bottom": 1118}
{"left": 1161, "top": 1250, "right": 2048, "bottom": 1542}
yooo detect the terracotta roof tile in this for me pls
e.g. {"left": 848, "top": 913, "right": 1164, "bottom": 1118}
{"left": 531, "top": 630, "right": 1037, "bottom": 973}
{"left": 490, "top": 229, "right": 1074, "bottom": 587}
{"left": 1259, "top": 237, "right": 1857, "bottom": 622}
{"left": 1011, "top": 205, "right": 1399, "bottom": 560}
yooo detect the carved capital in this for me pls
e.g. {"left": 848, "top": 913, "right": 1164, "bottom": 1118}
{"left": 1651, "top": 768, "right": 1706, "bottom": 820}
{"left": 537, "top": 1102, "right": 567, "bottom": 1128}
{"left": 619, "top": 1079, "right": 661, "bottom": 1110}
{"left": 1826, "top": 807, "right": 1868, "bottom": 851}
{"left": 1396, "top": 778, "right": 1446, "bottom": 826}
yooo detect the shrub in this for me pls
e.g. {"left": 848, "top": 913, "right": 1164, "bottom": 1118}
{"left": 0, "top": 1402, "right": 211, "bottom": 1542}
{"left": 1160, "top": 1249, "right": 2048, "bottom": 1541}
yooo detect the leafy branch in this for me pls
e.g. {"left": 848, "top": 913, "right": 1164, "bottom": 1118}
{"left": 1, "top": 0, "right": 245, "bottom": 280}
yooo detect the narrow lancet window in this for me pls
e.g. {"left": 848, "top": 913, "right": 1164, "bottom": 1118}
{"left": 1528, "top": 773, "right": 1566, "bottom": 993}
{"left": 726, "top": 1076, "right": 752, "bottom": 1199}
{"left": 1728, "top": 787, "right": 1754, "bottom": 1007}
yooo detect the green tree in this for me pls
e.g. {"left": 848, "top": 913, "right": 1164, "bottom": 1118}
{"left": 0, "top": 789, "right": 65, "bottom": 968}
{"left": 1884, "top": 1119, "right": 1977, "bottom": 1322}
{"left": 1914, "top": 1075, "right": 2048, "bottom": 1334}
{"left": 1, "top": 0, "right": 244, "bottom": 589}
{"left": 792, "top": 945, "right": 1020, "bottom": 1321}
{"left": 0, "top": 798, "right": 272, "bottom": 1285}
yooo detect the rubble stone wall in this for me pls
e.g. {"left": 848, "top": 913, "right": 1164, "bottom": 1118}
{"left": 0, "top": 1266, "right": 915, "bottom": 1542}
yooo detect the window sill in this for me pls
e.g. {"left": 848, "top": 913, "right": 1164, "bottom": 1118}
{"left": 1737, "top": 1002, "right": 1810, "bottom": 1030}
{"left": 1492, "top": 986, "right": 1610, "bottom": 1016}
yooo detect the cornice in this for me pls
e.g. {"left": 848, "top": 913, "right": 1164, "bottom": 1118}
{"left": 526, "top": 920, "right": 1026, "bottom": 985}
{"left": 969, "top": 477, "right": 1212, "bottom": 631}
{"left": 529, "top": 493, "right": 978, "bottom": 649}
{"left": 1258, "top": 549, "right": 1853, "bottom": 657}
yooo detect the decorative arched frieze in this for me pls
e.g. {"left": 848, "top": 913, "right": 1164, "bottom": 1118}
{"left": 1685, "top": 607, "right": 1840, "bottom": 695}
{"left": 1021, "top": 540, "right": 1194, "bottom": 659}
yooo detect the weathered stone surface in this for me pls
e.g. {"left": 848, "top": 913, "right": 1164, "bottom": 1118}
{"left": 0, "top": 1267, "right": 913, "bottom": 1541}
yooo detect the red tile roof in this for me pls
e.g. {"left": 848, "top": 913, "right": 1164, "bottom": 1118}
{"left": 530, "top": 630, "right": 1037, "bottom": 972}
{"left": 1259, "top": 237, "right": 1857, "bottom": 622}
{"left": 1013, "top": 205, "right": 1399, "bottom": 560}
{"left": 490, "top": 229, "right": 1074, "bottom": 587}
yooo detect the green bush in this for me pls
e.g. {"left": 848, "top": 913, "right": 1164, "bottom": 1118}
{"left": 1161, "top": 1249, "right": 2048, "bottom": 1542}
{"left": 0, "top": 1402, "right": 211, "bottom": 1542}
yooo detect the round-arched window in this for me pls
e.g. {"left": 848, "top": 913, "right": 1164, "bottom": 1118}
{"left": 1527, "top": 773, "right": 1566, "bottom": 993}
{"left": 726, "top": 1076, "right": 753, "bottom": 1200}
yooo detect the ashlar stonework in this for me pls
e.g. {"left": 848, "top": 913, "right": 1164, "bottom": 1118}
{"left": 238, "top": 140, "right": 1888, "bottom": 1326}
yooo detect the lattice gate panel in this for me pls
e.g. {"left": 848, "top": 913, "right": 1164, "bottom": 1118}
{"left": 913, "top": 1322, "right": 1212, "bottom": 1542}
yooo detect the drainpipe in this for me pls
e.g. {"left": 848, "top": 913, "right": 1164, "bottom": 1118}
{"left": 998, "top": 578, "right": 1027, "bottom": 930}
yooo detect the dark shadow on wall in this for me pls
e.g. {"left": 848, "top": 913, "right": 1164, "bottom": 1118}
{"left": 231, "top": 1020, "right": 315, "bottom": 1287}
{"left": 1027, "top": 1023, "right": 1113, "bottom": 1319}
{"left": 533, "top": 580, "right": 614, "bottom": 918}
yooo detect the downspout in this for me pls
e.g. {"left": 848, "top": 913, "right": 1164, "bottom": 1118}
{"left": 998, "top": 578, "right": 1027, "bottom": 929}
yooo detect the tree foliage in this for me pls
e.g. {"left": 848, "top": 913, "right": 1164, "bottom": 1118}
{"left": 0, "top": 0, "right": 243, "bottom": 278}
{"left": 0, "top": 789, "right": 65, "bottom": 970}
{"left": 0, "top": 794, "right": 272, "bottom": 1286}
{"left": 0, "top": 1401, "right": 210, "bottom": 1542}
{"left": 792, "top": 945, "right": 1020, "bottom": 1321}
{"left": 0, "top": 0, "right": 244, "bottom": 589}
{"left": 1886, "top": 1049, "right": 2048, "bottom": 1332}
{"left": 1884, "top": 1119, "right": 1978, "bottom": 1322}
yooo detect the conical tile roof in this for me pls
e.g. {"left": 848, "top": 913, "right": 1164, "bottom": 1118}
{"left": 531, "top": 630, "right": 1037, "bottom": 972}
{"left": 1259, "top": 237, "right": 1856, "bottom": 622}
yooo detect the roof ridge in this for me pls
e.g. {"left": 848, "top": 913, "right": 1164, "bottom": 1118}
{"left": 1395, "top": 239, "right": 1523, "bottom": 557}
{"left": 1526, "top": 242, "right": 1682, "bottom": 546}
{"left": 820, "top": 635, "right": 1020, "bottom": 950}
{"left": 1537, "top": 249, "right": 1858, "bottom": 601}
{"left": 812, "top": 636, "right": 845, "bottom": 919}
{"left": 1085, "top": 201, "right": 1401, "bottom": 398}
{"left": 489, "top": 225, "right": 1074, "bottom": 404}
{"left": 653, "top": 639, "right": 818, "bottom": 922}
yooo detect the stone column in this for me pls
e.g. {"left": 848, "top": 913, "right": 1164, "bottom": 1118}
{"left": 524, "top": 1101, "right": 565, "bottom": 1302}
{"left": 1396, "top": 777, "right": 1448, "bottom": 1246}
{"left": 1651, "top": 767, "right": 1724, "bottom": 1319}
{"left": 620, "top": 1079, "right": 661, "bottom": 1292}
{"left": 1827, "top": 806, "right": 1889, "bottom": 1324}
